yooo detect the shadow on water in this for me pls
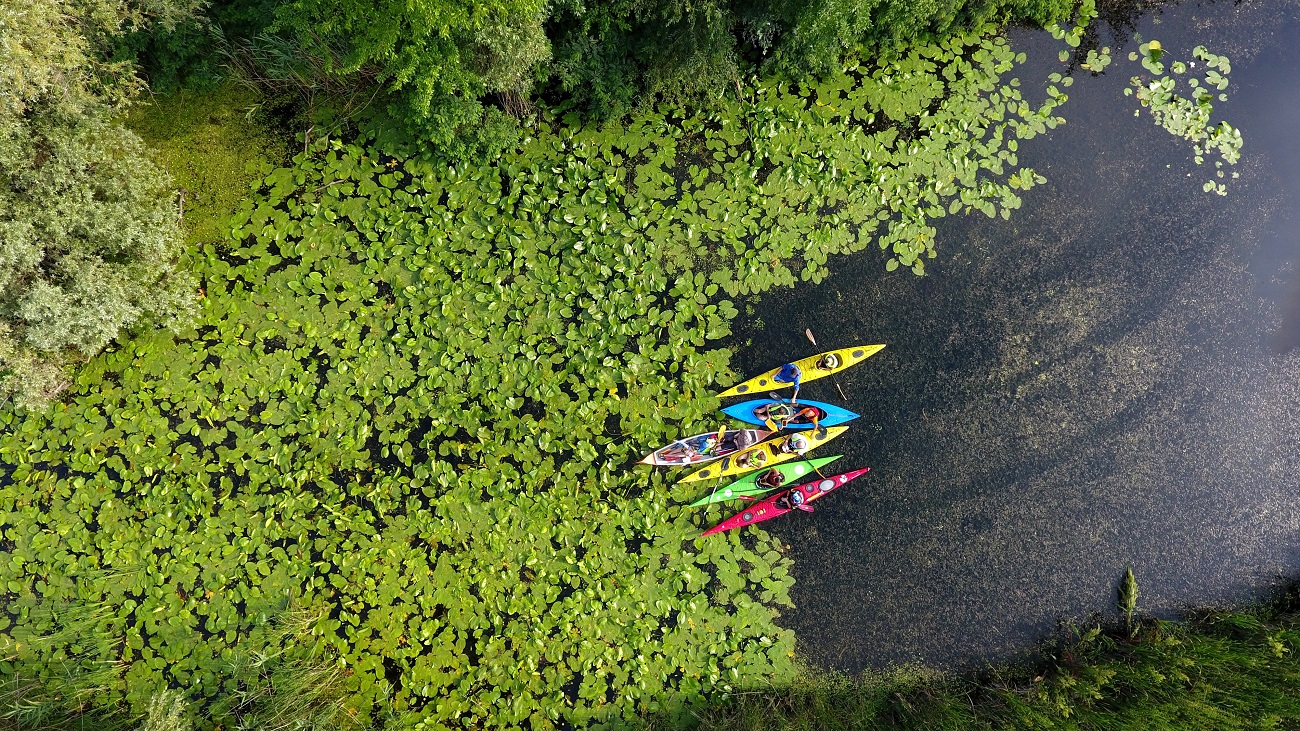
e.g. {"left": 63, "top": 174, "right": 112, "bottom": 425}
{"left": 731, "top": 0, "right": 1300, "bottom": 671}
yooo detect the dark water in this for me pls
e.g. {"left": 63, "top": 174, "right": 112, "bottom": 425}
{"left": 739, "top": 0, "right": 1300, "bottom": 671}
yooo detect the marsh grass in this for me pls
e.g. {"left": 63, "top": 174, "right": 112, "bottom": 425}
{"left": 0, "top": 606, "right": 359, "bottom": 731}
{"left": 0, "top": 603, "right": 132, "bottom": 731}
{"left": 694, "top": 584, "right": 1300, "bottom": 731}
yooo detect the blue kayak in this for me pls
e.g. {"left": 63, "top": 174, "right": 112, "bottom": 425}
{"left": 721, "top": 399, "right": 859, "bottom": 429}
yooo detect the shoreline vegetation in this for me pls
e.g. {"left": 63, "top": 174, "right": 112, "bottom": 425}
{"left": 695, "top": 580, "right": 1300, "bottom": 730}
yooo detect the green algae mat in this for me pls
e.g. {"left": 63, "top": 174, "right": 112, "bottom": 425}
{"left": 0, "top": 26, "right": 1083, "bottom": 729}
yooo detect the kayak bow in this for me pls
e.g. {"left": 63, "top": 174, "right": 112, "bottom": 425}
{"left": 717, "top": 344, "right": 886, "bottom": 399}
{"left": 678, "top": 426, "right": 848, "bottom": 484}
{"left": 689, "top": 455, "right": 843, "bottom": 506}
{"left": 701, "top": 467, "right": 870, "bottom": 536}
{"left": 640, "top": 428, "right": 772, "bottom": 467}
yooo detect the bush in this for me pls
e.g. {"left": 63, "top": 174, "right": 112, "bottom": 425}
{"left": 0, "top": 0, "right": 196, "bottom": 409}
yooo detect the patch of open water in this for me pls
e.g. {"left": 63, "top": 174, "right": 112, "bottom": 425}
{"left": 735, "top": 0, "right": 1300, "bottom": 670}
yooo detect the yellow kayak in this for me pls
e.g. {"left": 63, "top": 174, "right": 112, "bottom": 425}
{"left": 678, "top": 426, "right": 849, "bottom": 483}
{"left": 717, "top": 345, "right": 886, "bottom": 398}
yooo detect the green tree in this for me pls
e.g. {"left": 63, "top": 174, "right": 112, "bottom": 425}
{"left": 0, "top": 0, "right": 196, "bottom": 409}
{"left": 548, "top": 0, "right": 740, "bottom": 120}
{"left": 759, "top": 0, "right": 1072, "bottom": 75}
{"left": 264, "top": 0, "right": 551, "bottom": 157}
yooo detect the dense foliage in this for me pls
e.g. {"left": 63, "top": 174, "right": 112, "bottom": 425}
{"left": 127, "top": 0, "right": 1079, "bottom": 158}
{"left": 696, "top": 584, "right": 1300, "bottom": 730}
{"left": 1, "top": 26, "right": 1080, "bottom": 728}
{"left": 0, "top": 0, "right": 198, "bottom": 409}
{"left": 547, "top": 0, "right": 1077, "bottom": 119}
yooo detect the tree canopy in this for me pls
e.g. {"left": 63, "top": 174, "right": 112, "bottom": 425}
{"left": 0, "top": 0, "right": 195, "bottom": 408}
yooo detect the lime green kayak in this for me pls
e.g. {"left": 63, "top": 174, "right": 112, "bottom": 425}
{"left": 688, "top": 455, "right": 843, "bottom": 506}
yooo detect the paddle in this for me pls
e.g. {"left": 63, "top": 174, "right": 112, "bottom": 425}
{"left": 761, "top": 391, "right": 789, "bottom": 431}
{"left": 805, "top": 328, "right": 850, "bottom": 402}
{"left": 786, "top": 456, "right": 830, "bottom": 482}
{"left": 765, "top": 392, "right": 828, "bottom": 438}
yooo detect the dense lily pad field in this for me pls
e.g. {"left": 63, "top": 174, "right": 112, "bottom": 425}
{"left": 2, "top": 27, "right": 1079, "bottom": 730}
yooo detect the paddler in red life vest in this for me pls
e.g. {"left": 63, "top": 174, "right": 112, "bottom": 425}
{"left": 755, "top": 468, "right": 786, "bottom": 491}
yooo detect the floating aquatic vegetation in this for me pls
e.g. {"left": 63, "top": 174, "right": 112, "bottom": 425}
{"left": 1050, "top": 0, "right": 1098, "bottom": 63}
{"left": 0, "top": 21, "right": 1085, "bottom": 730}
{"left": 1126, "top": 42, "right": 1243, "bottom": 195}
{"left": 1081, "top": 47, "right": 1112, "bottom": 73}
{"left": 673, "top": 31, "right": 1067, "bottom": 283}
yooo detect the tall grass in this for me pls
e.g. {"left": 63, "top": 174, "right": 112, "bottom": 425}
{"left": 694, "top": 583, "right": 1300, "bottom": 731}
{"left": 0, "top": 605, "right": 362, "bottom": 731}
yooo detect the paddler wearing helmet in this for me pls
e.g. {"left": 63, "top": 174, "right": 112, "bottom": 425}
{"left": 777, "top": 487, "right": 812, "bottom": 512}
{"left": 778, "top": 433, "right": 810, "bottom": 455}
{"left": 815, "top": 352, "right": 841, "bottom": 372}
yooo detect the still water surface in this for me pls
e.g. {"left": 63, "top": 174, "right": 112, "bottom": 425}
{"left": 735, "top": 0, "right": 1300, "bottom": 670}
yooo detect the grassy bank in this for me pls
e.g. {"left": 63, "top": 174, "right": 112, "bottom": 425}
{"left": 695, "top": 584, "right": 1300, "bottom": 730}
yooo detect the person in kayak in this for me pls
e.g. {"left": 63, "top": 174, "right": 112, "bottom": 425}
{"left": 773, "top": 362, "right": 802, "bottom": 403}
{"left": 777, "top": 434, "right": 810, "bottom": 455}
{"left": 777, "top": 489, "right": 813, "bottom": 512}
{"left": 815, "top": 353, "right": 841, "bottom": 372}
{"left": 725, "top": 429, "right": 754, "bottom": 453}
{"left": 734, "top": 448, "right": 768, "bottom": 470}
{"left": 755, "top": 468, "right": 786, "bottom": 491}
{"left": 760, "top": 403, "right": 824, "bottom": 435}
{"left": 689, "top": 436, "right": 716, "bottom": 459}
{"left": 679, "top": 426, "right": 726, "bottom": 461}
{"left": 754, "top": 402, "right": 793, "bottom": 421}
{"left": 790, "top": 405, "right": 823, "bottom": 435}
{"left": 755, "top": 402, "right": 790, "bottom": 430}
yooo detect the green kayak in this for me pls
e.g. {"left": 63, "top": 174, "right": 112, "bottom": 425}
{"left": 689, "top": 455, "right": 843, "bottom": 506}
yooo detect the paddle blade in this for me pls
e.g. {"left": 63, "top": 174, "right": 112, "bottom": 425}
{"left": 805, "top": 328, "right": 817, "bottom": 346}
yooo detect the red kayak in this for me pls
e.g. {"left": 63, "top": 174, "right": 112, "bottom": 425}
{"left": 701, "top": 468, "right": 869, "bottom": 537}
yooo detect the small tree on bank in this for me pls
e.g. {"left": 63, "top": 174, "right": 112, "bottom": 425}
{"left": 0, "top": 0, "right": 196, "bottom": 410}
